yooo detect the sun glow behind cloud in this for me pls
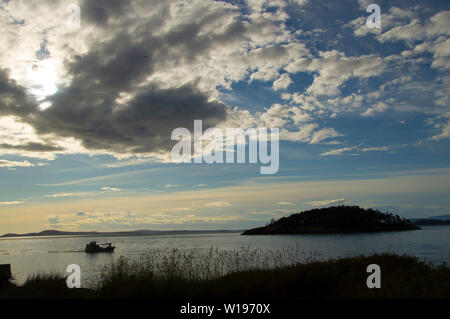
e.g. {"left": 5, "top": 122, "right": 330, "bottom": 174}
{"left": 26, "top": 59, "right": 58, "bottom": 104}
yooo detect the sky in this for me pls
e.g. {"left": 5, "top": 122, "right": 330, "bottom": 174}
{"left": 0, "top": 0, "right": 449, "bottom": 234}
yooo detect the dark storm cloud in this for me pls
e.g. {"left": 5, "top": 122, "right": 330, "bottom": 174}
{"left": 0, "top": 142, "right": 64, "bottom": 152}
{"left": 66, "top": 33, "right": 155, "bottom": 91}
{"left": 82, "top": 0, "right": 132, "bottom": 26}
{"left": 27, "top": 28, "right": 229, "bottom": 153}
{"left": 0, "top": 1, "right": 255, "bottom": 155}
{"left": 0, "top": 69, "right": 37, "bottom": 117}
{"left": 31, "top": 83, "right": 226, "bottom": 153}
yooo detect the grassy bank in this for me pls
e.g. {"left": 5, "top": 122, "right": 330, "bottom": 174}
{"left": 1, "top": 250, "right": 449, "bottom": 299}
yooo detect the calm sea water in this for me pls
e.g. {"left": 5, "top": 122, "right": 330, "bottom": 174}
{"left": 0, "top": 226, "right": 449, "bottom": 288}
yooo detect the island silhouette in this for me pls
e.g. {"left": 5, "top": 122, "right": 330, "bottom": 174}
{"left": 242, "top": 205, "right": 421, "bottom": 235}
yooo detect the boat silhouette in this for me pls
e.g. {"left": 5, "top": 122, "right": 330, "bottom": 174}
{"left": 85, "top": 241, "right": 115, "bottom": 253}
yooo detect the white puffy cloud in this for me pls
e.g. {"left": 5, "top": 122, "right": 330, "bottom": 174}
{"left": 380, "top": 19, "right": 426, "bottom": 43}
{"left": 380, "top": 11, "right": 450, "bottom": 43}
{"left": 361, "top": 102, "right": 389, "bottom": 117}
{"left": 285, "top": 50, "right": 387, "bottom": 97}
{"left": 350, "top": 9, "right": 450, "bottom": 74}
{"left": 430, "top": 121, "right": 450, "bottom": 141}
{"left": 347, "top": 6, "right": 417, "bottom": 38}
{"left": 222, "top": 104, "right": 341, "bottom": 144}
{"left": 0, "top": 159, "right": 35, "bottom": 168}
{"left": 310, "top": 128, "right": 342, "bottom": 144}
{"left": 272, "top": 73, "right": 292, "bottom": 90}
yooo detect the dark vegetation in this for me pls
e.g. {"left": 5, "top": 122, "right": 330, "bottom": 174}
{"left": 0, "top": 264, "right": 12, "bottom": 291}
{"left": 243, "top": 206, "right": 420, "bottom": 235}
{"left": 0, "top": 249, "right": 449, "bottom": 299}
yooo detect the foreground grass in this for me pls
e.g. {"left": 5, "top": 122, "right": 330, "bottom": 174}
{"left": 1, "top": 251, "right": 449, "bottom": 299}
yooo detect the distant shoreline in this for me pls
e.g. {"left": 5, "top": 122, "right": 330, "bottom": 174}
{"left": 413, "top": 219, "right": 450, "bottom": 226}
{"left": 0, "top": 229, "right": 243, "bottom": 240}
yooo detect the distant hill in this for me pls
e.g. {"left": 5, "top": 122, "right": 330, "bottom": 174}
{"left": 0, "top": 229, "right": 241, "bottom": 239}
{"left": 427, "top": 214, "right": 450, "bottom": 220}
{"left": 409, "top": 214, "right": 450, "bottom": 225}
{"left": 242, "top": 206, "right": 420, "bottom": 235}
{"left": 413, "top": 219, "right": 450, "bottom": 226}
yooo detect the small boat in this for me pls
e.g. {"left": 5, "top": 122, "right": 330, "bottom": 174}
{"left": 85, "top": 241, "right": 115, "bottom": 253}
